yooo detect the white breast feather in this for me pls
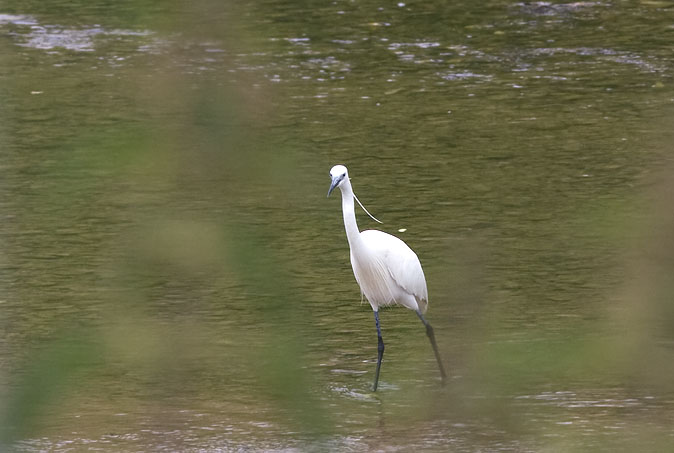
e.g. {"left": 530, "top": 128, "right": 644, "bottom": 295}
{"left": 351, "top": 230, "right": 428, "bottom": 312}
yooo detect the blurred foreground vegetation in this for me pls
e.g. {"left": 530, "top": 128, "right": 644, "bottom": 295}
{"left": 1, "top": 0, "right": 673, "bottom": 451}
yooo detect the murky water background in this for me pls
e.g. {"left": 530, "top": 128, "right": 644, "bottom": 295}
{"left": 1, "top": 1, "right": 673, "bottom": 451}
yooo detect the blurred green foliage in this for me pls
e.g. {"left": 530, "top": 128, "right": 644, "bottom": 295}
{"left": 1, "top": 0, "right": 673, "bottom": 451}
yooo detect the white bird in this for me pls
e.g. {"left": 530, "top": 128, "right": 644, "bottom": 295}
{"left": 327, "top": 164, "right": 447, "bottom": 391}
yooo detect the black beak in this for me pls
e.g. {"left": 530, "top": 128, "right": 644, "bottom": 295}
{"left": 327, "top": 175, "right": 342, "bottom": 197}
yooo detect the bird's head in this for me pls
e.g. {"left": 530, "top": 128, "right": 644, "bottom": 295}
{"left": 327, "top": 164, "right": 348, "bottom": 197}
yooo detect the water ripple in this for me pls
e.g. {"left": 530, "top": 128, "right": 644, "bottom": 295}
{"left": 2, "top": 13, "right": 155, "bottom": 53}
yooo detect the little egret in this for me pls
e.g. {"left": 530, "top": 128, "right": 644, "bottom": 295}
{"left": 327, "top": 164, "right": 447, "bottom": 391}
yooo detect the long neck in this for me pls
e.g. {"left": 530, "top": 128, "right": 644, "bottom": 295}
{"left": 340, "top": 178, "right": 363, "bottom": 250}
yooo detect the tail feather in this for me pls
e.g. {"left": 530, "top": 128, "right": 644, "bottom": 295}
{"left": 417, "top": 297, "right": 428, "bottom": 314}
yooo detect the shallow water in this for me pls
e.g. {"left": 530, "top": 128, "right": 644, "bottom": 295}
{"left": 1, "top": 0, "right": 674, "bottom": 451}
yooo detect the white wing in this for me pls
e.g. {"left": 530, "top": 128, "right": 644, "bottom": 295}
{"left": 359, "top": 229, "right": 428, "bottom": 312}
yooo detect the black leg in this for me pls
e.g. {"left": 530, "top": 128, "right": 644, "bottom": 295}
{"left": 373, "top": 310, "right": 385, "bottom": 391}
{"left": 416, "top": 310, "right": 447, "bottom": 384}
